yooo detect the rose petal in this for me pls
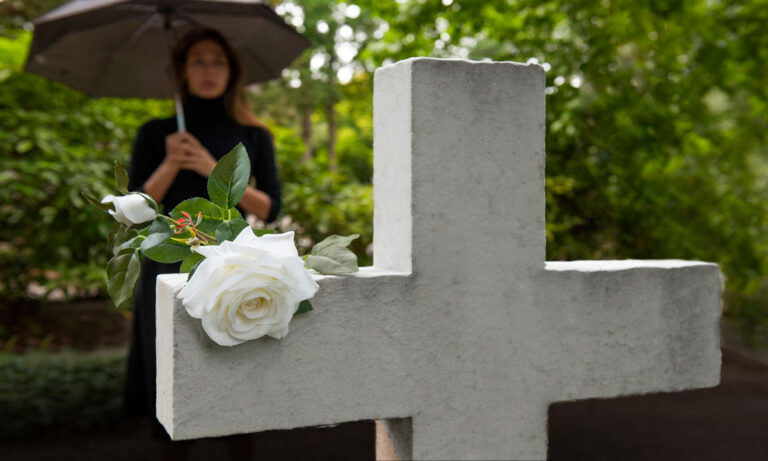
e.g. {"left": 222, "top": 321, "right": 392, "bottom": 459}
{"left": 201, "top": 315, "right": 243, "bottom": 346}
{"left": 181, "top": 228, "right": 319, "bottom": 346}
{"left": 233, "top": 229, "right": 299, "bottom": 259}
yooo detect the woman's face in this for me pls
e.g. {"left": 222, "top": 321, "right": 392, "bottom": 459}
{"left": 184, "top": 39, "right": 230, "bottom": 99}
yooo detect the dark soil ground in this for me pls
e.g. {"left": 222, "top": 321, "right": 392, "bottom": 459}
{"left": 0, "top": 299, "right": 131, "bottom": 352}
{"left": 548, "top": 348, "right": 768, "bottom": 461}
{"left": 1, "top": 300, "right": 766, "bottom": 460}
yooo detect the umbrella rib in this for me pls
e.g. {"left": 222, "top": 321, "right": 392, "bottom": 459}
{"left": 243, "top": 46, "right": 279, "bottom": 81}
{"left": 173, "top": 11, "right": 206, "bottom": 30}
{"left": 91, "top": 11, "right": 160, "bottom": 96}
{"left": 126, "top": 10, "right": 160, "bottom": 46}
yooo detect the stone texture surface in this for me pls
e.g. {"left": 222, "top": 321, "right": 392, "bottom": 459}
{"left": 156, "top": 58, "right": 721, "bottom": 460}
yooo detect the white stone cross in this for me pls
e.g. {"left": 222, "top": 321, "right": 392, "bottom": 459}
{"left": 156, "top": 58, "right": 721, "bottom": 460}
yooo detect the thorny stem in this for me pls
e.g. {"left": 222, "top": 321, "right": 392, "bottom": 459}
{"left": 192, "top": 227, "right": 217, "bottom": 244}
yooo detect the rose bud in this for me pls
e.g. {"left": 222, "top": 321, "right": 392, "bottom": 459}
{"left": 101, "top": 193, "right": 157, "bottom": 226}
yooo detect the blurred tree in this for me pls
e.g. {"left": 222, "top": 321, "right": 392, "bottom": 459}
{"left": 357, "top": 0, "right": 768, "bottom": 338}
{"left": 0, "top": 29, "right": 171, "bottom": 304}
{"left": 0, "top": 0, "right": 62, "bottom": 30}
{"left": 256, "top": 0, "right": 378, "bottom": 174}
{"left": 1, "top": 0, "right": 765, "bottom": 340}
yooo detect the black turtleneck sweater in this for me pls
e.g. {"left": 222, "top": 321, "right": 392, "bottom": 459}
{"left": 127, "top": 94, "right": 281, "bottom": 222}
{"left": 123, "top": 96, "right": 282, "bottom": 434}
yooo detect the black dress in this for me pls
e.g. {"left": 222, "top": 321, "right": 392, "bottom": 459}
{"left": 123, "top": 95, "right": 281, "bottom": 438}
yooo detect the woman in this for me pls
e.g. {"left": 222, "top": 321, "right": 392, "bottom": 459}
{"left": 124, "top": 28, "right": 281, "bottom": 439}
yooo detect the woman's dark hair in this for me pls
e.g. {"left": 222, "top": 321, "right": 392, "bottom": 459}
{"left": 171, "top": 28, "right": 264, "bottom": 128}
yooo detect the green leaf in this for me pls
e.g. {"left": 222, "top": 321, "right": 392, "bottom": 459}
{"left": 187, "top": 259, "right": 203, "bottom": 281}
{"left": 136, "top": 222, "right": 152, "bottom": 236}
{"left": 254, "top": 229, "right": 276, "bottom": 236}
{"left": 296, "top": 299, "right": 313, "bottom": 315}
{"left": 142, "top": 241, "right": 191, "bottom": 263}
{"left": 305, "top": 234, "right": 360, "bottom": 275}
{"left": 215, "top": 218, "right": 250, "bottom": 243}
{"left": 112, "top": 226, "right": 137, "bottom": 256}
{"left": 187, "top": 255, "right": 204, "bottom": 281}
{"left": 207, "top": 143, "right": 250, "bottom": 209}
{"left": 107, "top": 222, "right": 121, "bottom": 246}
{"left": 169, "top": 197, "right": 223, "bottom": 234}
{"left": 115, "top": 160, "right": 129, "bottom": 195}
{"left": 138, "top": 192, "right": 159, "bottom": 214}
{"left": 140, "top": 218, "right": 172, "bottom": 253}
{"left": 15, "top": 139, "right": 33, "bottom": 153}
{"left": 180, "top": 252, "right": 205, "bottom": 273}
{"left": 311, "top": 234, "right": 360, "bottom": 256}
{"left": 305, "top": 254, "right": 359, "bottom": 275}
{"left": 119, "top": 235, "right": 144, "bottom": 252}
{"left": 222, "top": 207, "right": 244, "bottom": 221}
{"left": 106, "top": 248, "right": 141, "bottom": 310}
{"left": 82, "top": 191, "right": 113, "bottom": 211}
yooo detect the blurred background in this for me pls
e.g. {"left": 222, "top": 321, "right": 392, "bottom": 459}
{"left": 0, "top": 0, "right": 766, "bottom": 458}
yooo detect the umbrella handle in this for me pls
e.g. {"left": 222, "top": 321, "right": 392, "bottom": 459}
{"left": 162, "top": 9, "right": 186, "bottom": 132}
{"left": 173, "top": 92, "right": 186, "bottom": 133}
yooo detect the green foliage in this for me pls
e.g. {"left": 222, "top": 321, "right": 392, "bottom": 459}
{"left": 354, "top": 0, "right": 768, "bottom": 337}
{"left": 139, "top": 218, "right": 173, "bottom": 252}
{"left": 0, "top": 29, "right": 172, "bottom": 304}
{"left": 0, "top": 0, "right": 64, "bottom": 31}
{"left": 80, "top": 143, "right": 257, "bottom": 310}
{"left": 1, "top": 0, "right": 765, "bottom": 340}
{"left": 266, "top": 0, "right": 768, "bottom": 337}
{"left": 306, "top": 234, "right": 360, "bottom": 274}
{"left": 216, "top": 218, "right": 250, "bottom": 242}
{"left": 105, "top": 249, "right": 140, "bottom": 311}
{"left": 296, "top": 299, "right": 313, "bottom": 314}
{"left": 110, "top": 226, "right": 137, "bottom": 256}
{"left": 207, "top": 143, "right": 250, "bottom": 209}
{"left": 0, "top": 350, "right": 126, "bottom": 442}
{"left": 180, "top": 252, "right": 204, "bottom": 274}
{"left": 82, "top": 191, "right": 113, "bottom": 212}
{"left": 91, "top": 142, "right": 362, "bottom": 310}
{"left": 169, "top": 198, "right": 226, "bottom": 234}
{"left": 257, "top": 1, "right": 378, "bottom": 175}
{"left": 335, "top": 82, "right": 375, "bottom": 182}
{"left": 114, "top": 160, "right": 129, "bottom": 195}
{"left": 272, "top": 123, "right": 373, "bottom": 266}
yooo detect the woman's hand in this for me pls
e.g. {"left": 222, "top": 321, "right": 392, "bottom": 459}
{"left": 164, "top": 131, "right": 217, "bottom": 178}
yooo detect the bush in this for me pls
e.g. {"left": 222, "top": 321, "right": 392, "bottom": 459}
{"left": 4, "top": 0, "right": 767, "bottom": 339}
{"left": 267, "top": 124, "right": 373, "bottom": 266}
{"left": 0, "top": 30, "right": 171, "bottom": 304}
{"left": 365, "top": 0, "right": 768, "bottom": 339}
{"left": 1, "top": 29, "right": 374, "bottom": 305}
{"left": 0, "top": 350, "right": 126, "bottom": 442}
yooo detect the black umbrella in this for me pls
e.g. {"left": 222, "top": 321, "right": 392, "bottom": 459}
{"left": 24, "top": 0, "right": 310, "bottom": 130}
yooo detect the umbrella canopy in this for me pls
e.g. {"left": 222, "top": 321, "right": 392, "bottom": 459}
{"left": 24, "top": 0, "right": 310, "bottom": 99}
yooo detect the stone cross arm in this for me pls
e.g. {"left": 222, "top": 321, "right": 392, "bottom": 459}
{"left": 156, "top": 58, "right": 721, "bottom": 460}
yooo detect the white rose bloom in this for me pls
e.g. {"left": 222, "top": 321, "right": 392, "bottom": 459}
{"left": 178, "top": 228, "right": 319, "bottom": 346}
{"left": 101, "top": 193, "right": 157, "bottom": 226}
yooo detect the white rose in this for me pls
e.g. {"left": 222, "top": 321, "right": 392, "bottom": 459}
{"left": 101, "top": 193, "right": 157, "bottom": 226}
{"left": 177, "top": 228, "right": 319, "bottom": 346}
